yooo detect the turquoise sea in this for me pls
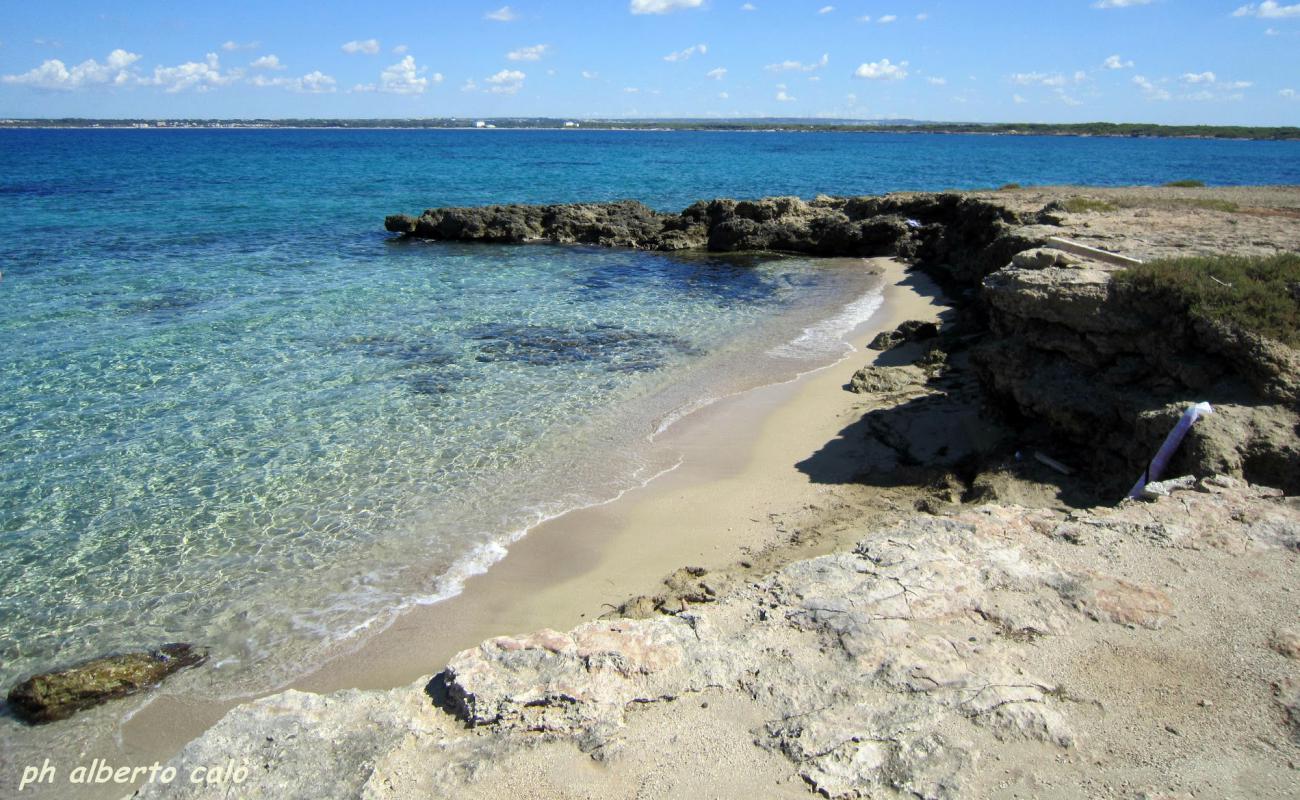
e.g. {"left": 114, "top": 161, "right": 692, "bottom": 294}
{"left": 2, "top": 129, "right": 1299, "bottom": 726}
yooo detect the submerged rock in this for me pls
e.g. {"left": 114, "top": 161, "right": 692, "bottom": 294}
{"left": 6, "top": 643, "right": 207, "bottom": 724}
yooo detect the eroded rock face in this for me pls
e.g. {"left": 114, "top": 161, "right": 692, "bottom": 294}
{"left": 974, "top": 259, "right": 1300, "bottom": 494}
{"left": 6, "top": 643, "right": 206, "bottom": 724}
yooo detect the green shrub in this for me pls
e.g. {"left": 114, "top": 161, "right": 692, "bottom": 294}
{"left": 1062, "top": 197, "right": 1119, "bottom": 213}
{"left": 1115, "top": 253, "right": 1300, "bottom": 347}
{"left": 1163, "top": 179, "right": 1206, "bottom": 188}
{"left": 998, "top": 183, "right": 1022, "bottom": 191}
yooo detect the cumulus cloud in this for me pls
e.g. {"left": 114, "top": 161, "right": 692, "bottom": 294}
{"left": 2, "top": 48, "right": 140, "bottom": 90}
{"left": 141, "top": 53, "right": 240, "bottom": 93}
{"left": 507, "top": 44, "right": 549, "bottom": 61}
{"left": 1233, "top": 1, "right": 1300, "bottom": 17}
{"left": 706, "top": 67, "right": 727, "bottom": 79}
{"left": 878, "top": 14, "right": 897, "bottom": 23}
{"left": 486, "top": 5, "right": 518, "bottom": 21}
{"left": 775, "top": 85, "right": 796, "bottom": 101}
{"left": 355, "top": 55, "right": 440, "bottom": 94}
{"left": 484, "top": 68, "right": 526, "bottom": 94}
{"left": 221, "top": 40, "right": 259, "bottom": 51}
{"left": 1133, "top": 74, "right": 1171, "bottom": 100}
{"left": 663, "top": 43, "right": 707, "bottom": 62}
{"left": 1181, "top": 71, "right": 1216, "bottom": 84}
{"left": 765, "top": 53, "right": 828, "bottom": 72}
{"left": 251, "top": 70, "right": 337, "bottom": 93}
{"left": 1010, "top": 71, "right": 1067, "bottom": 87}
{"left": 341, "top": 39, "right": 380, "bottom": 55}
{"left": 630, "top": 0, "right": 705, "bottom": 14}
{"left": 853, "top": 58, "right": 908, "bottom": 80}
{"left": 1281, "top": 88, "right": 1297, "bottom": 98}
{"left": 1103, "top": 54, "right": 1134, "bottom": 69}
{"left": 250, "top": 54, "right": 285, "bottom": 70}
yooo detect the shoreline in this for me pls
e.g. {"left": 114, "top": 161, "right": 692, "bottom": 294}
{"left": 60, "top": 256, "right": 941, "bottom": 794}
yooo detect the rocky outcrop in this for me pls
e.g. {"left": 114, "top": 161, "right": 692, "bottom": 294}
{"left": 131, "top": 477, "right": 1299, "bottom": 799}
{"left": 973, "top": 248, "right": 1300, "bottom": 494}
{"left": 387, "top": 194, "right": 1033, "bottom": 284}
{"left": 6, "top": 643, "right": 206, "bottom": 724}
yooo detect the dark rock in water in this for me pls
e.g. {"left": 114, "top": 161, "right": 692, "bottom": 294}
{"left": 466, "top": 322, "right": 697, "bottom": 372}
{"left": 385, "top": 194, "right": 1026, "bottom": 275}
{"left": 6, "top": 643, "right": 207, "bottom": 724}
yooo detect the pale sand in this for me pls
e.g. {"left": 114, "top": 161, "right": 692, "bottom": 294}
{"left": 104, "top": 257, "right": 946, "bottom": 775}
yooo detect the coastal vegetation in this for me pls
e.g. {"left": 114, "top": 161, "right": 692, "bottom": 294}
{"left": 1061, "top": 197, "right": 1120, "bottom": 213}
{"left": 3, "top": 117, "right": 1300, "bottom": 141}
{"left": 1116, "top": 253, "right": 1300, "bottom": 347}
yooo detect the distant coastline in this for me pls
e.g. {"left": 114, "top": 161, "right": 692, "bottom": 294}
{"left": 2, "top": 117, "right": 1299, "bottom": 141}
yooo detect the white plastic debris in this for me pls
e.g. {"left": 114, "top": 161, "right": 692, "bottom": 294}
{"left": 1127, "top": 402, "right": 1213, "bottom": 500}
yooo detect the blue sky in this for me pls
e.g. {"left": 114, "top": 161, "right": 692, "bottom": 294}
{"left": 1, "top": 1, "right": 1298, "bottom": 124}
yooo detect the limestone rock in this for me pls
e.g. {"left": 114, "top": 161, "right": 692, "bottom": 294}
{"left": 848, "top": 364, "right": 927, "bottom": 394}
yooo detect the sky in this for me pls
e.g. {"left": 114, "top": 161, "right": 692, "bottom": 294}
{"left": 1, "top": 1, "right": 1298, "bottom": 125}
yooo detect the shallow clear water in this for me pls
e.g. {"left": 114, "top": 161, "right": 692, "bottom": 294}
{"left": 1, "top": 128, "right": 1297, "bottom": 710}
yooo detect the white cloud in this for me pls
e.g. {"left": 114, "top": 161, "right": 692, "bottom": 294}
{"left": 1102, "top": 54, "right": 1134, "bottom": 69}
{"left": 663, "top": 43, "right": 707, "bottom": 62}
{"left": 581, "top": 70, "right": 599, "bottom": 79}
{"left": 1054, "top": 87, "right": 1083, "bottom": 106}
{"left": 342, "top": 39, "right": 380, "bottom": 55}
{"left": 507, "top": 44, "right": 549, "bottom": 61}
{"left": 765, "top": 53, "right": 828, "bottom": 72}
{"left": 1093, "top": 0, "right": 1153, "bottom": 7}
{"left": 221, "top": 40, "right": 259, "bottom": 52}
{"left": 1011, "top": 71, "right": 1067, "bottom": 87}
{"left": 706, "top": 67, "right": 727, "bottom": 79}
{"left": 250, "top": 54, "right": 285, "bottom": 70}
{"left": 916, "top": 12, "right": 929, "bottom": 20}
{"left": 1181, "top": 71, "right": 1216, "bottom": 84}
{"left": 630, "top": 0, "right": 705, "bottom": 13}
{"left": 485, "top": 68, "right": 526, "bottom": 94}
{"left": 623, "top": 86, "right": 640, "bottom": 93}
{"left": 486, "top": 6, "right": 518, "bottom": 21}
{"left": 775, "top": 87, "right": 796, "bottom": 101}
{"left": 356, "top": 55, "right": 440, "bottom": 94}
{"left": 392, "top": 44, "right": 408, "bottom": 55}
{"left": 741, "top": 2, "right": 757, "bottom": 9}
{"left": 857, "top": 15, "right": 871, "bottom": 22}
{"left": 1281, "top": 88, "right": 1297, "bottom": 98}
{"left": 926, "top": 76, "right": 946, "bottom": 85}
{"left": 2, "top": 48, "right": 140, "bottom": 90}
{"left": 1133, "top": 74, "right": 1171, "bottom": 100}
{"left": 1013, "top": 93, "right": 1027, "bottom": 104}
{"left": 1233, "top": 1, "right": 1300, "bottom": 17}
{"left": 878, "top": 14, "right": 897, "bottom": 23}
{"left": 854, "top": 58, "right": 908, "bottom": 80}
{"left": 718, "top": 91, "right": 729, "bottom": 98}
{"left": 251, "top": 70, "right": 337, "bottom": 93}
{"left": 818, "top": 5, "right": 835, "bottom": 13}
{"left": 141, "top": 52, "right": 240, "bottom": 93}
